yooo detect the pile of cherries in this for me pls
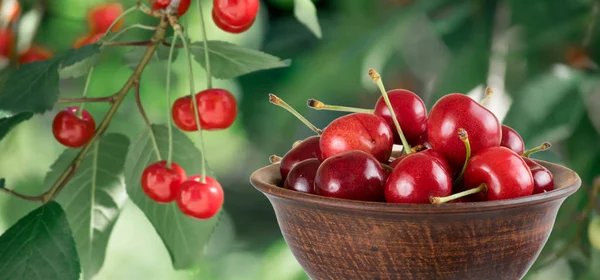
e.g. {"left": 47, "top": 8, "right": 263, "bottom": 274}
{"left": 271, "top": 69, "right": 554, "bottom": 204}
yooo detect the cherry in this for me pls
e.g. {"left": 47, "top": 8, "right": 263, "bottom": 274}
{"left": 279, "top": 136, "right": 321, "bottom": 180}
{"left": 284, "top": 158, "right": 320, "bottom": 194}
{"left": 0, "top": 28, "right": 14, "bottom": 57}
{"left": 177, "top": 175, "right": 224, "bottom": 219}
{"left": 150, "top": 0, "right": 191, "bottom": 16}
{"left": 212, "top": 0, "right": 259, "bottom": 34}
{"left": 427, "top": 93, "right": 501, "bottom": 167}
{"left": 522, "top": 158, "right": 554, "bottom": 194}
{"left": 18, "top": 45, "right": 53, "bottom": 64}
{"left": 385, "top": 152, "right": 452, "bottom": 203}
{"left": 373, "top": 89, "right": 427, "bottom": 145}
{"left": 464, "top": 147, "right": 533, "bottom": 201}
{"left": 0, "top": 0, "right": 20, "bottom": 24}
{"left": 141, "top": 161, "right": 186, "bottom": 203}
{"left": 320, "top": 113, "right": 393, "bottom": 163}
{"left": 74, "top": 33, "right": 103, "bottom": 49}
{"left": 389, "top": 149, "right": 453, "bottom": 175}
{"left": 172, "top": 88, "right": 237, "bottom": 131}
{"left": 52, "top": 106, "right": 96, "bottom": 148}
{"left": 500, "top": 125, "right": 524, "bottom": 155}
{"left": 88, "top": 3, "right": 123, "bottom": 34}
{"left": 315, "top": 150, "right": 386, "bottom": 201}
{"left": 211, "top": 9, "right": 255, "bottom": 34}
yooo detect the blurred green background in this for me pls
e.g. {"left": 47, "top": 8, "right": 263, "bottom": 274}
{"left": 2, "top": 0, "right": 600, "bottom": 279}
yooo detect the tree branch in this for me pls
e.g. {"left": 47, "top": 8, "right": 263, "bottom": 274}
{"left": 58, "top": 96, "right": 115, "bottom": 104}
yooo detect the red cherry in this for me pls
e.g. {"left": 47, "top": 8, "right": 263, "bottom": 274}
{"left": 88, "top": 3, "right": 124, "bottom": 34}
{"left": 212, "top": 0, "right": 259, "bottom": 33}
{"left": 500, "top": 125, "right": 524, "bottom": 155}
{"left": 320, "top": 113, "right": 394, "bottom": 162}
{"left": 427, "top": 93, "right": 501, "bottom": 167}
{"left": 280, "top": 136, "right": 321, "bottom": 180}
{"left": 385, "top": 152, "right": 452, "bottom": 203}
{"left": 149, "top": 0, "right": 191, "bottom": 16}
{"left": 0, "top": 28, "right": 15, "bottom": 57}
{"left": 373, "top": 89, "right": 427, "bottom": 145}
{"left": 522, "top": 158, "right": 554, "bottom": 194}
{"left": 18, "top": 45, "right": 53, "bottom": 64}
{"left": 177, "top": 175, "right": 224, "bottom": 219}
{"left": 389, "top": 149, "right": 453, "bottom": 175}
{"left": 52, "top": 106, "right": 96, "bottom": 148}
{"left": 211, "top": 8, "right": 255, "bottom": 34}
{"left": 171, "top": 89, "right": 238, "bottom": 131}
{"left": 141, "top": 161, "right": 186, "bottom": 203}
{"left": 284, "top": 158, "right": 320, "bottom": 194}
{"left": 74, "top": 33, "right": 103, "bottom": 49}
{"left": 315, "top": 150, "right": 386, "bottom": 201}
{"left": 464, "top": 147, "right": 534, "bottom": 201}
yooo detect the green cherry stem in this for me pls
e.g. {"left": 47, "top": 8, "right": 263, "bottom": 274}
{"left": 165, "top": 32, "right": 180, "bottom": 168}
{"left": 196, "top": 0, "right": 213, "bottom": 89}
{"left": 430, "top": 183, "right": 487, "bottom": 204}
{"left": 269, "top": 155, "right": 282, "bottom": 164}
{"left": 307, "top": 98, "right": 373, "bottom": 113}
{"left": 368, "top": 69, "right": 412, "bottom": 154}
{"left": 269, "top": 94, "right": 323, "bottom": 134}
{"left": 134, "top": 78, "right": 161, "bottom": 161}
{"left": 522, "top": 142, "right": 552, "bottom": 158}
{"left": 77, "top": 67, "right": 95, "bottom": 118}
{"left": 382, "top": 164, "right": 394, "bottom": 172}
{"left": 108, "top": 24, "right": 156, "bottom": 42}
{"left": 454, "top": 128, "right": 471, "bottom": 184}
{"left": 102, "top": 5, "right": 138, "bottom": 38}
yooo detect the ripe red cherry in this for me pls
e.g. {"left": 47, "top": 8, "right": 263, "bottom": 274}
{"left": 211, "top": 9, "right": 255, "bottom": 34}
{"left": 315, "top": 150, "right": 386, "bottom": 202}
{"left": 280, "top": 136, "right": 321, "bottom": 180}
{"left": 385, "top": 152, "right": 452, "bottom": 203}
{"left": 284, "top": 158, "right": 320, "bottom": 194}
{"left": 0, "top": 28, "right": 15, "bottom": 57}
{"left": 212, "top": 0, "right": 259, "bottom": 33}
{"left": 18, "top": 45, "right": 53, "bottom": 64}
{"left": 320, "top": 113, "right": 393, "bottom": 163}
{"left": 389, "top": 149, "right": 453, "bottom": 175}
{"left": 373, "top": 89, "right": 427, "bottom": 145}
{"left": 522, "top": 158, "right": 554, "bottom": 194}
{"left": 141, "top": 161, "right": 186, "bottom": 203}
{"left": 427, "top": 93, "right": 501, "bottom": 167}
{"left": 171, "top": 89, "right": 237, "bottom": 131}
{"left": 500, "top": 125, "right": 524, "bottom": 155}
{"left": 150, "top": 0, "right": 191, "bottom": 16}
{"left": 52, "top": 106, "right": 96, "bottom": 148}
{"left": 88, "top": 3, "right": 123, "bottom": 34}
{"left": 177, "top": 175, "right": 224, "bottom": 219}
{"left": 464, "top": 147, "right": 534, "bottom": 201}
{"left": 74, "top": 33, "right": 103, "bottom": 49}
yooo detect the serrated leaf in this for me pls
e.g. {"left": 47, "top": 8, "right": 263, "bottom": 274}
{"left": 0, "top": 112, "right": 33, "bottom": 142}
{"left": 189, "top": 40, "right": 290, "bottom": 79}
{"left": 0, "top": 201, "right": 81, "bottom": 280}
{"left": 294, "top": 0, "right": 322, "bottom": 38}
{"left": 45, "top": 134, "right": 130, "bottom": 279}
{"left": 124, "top": 125, "right": 220, "bottom": 269}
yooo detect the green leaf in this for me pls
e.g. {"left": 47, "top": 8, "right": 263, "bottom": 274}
{"left": 0, "top": 112, "right": 33, "bottom": 142}
{"left": 189, "top": 40, "right": 290, "bottom": 79}
{"left": 294, "top": 0, "right": 322, "bottom": 39}
{"left": 46, "top": 134, "right": 130, "bottom": 279}
{"left": 124, "top": 125, "right": 220, "bottom": 269}
{"left": 122, "top": 44, "right": 179, "bottom": 70}
{"left": 59, "top": 46, "right": 102, "bottom": 79}
{"left": 0, "top": 201, "right": 81, "bottom": 280}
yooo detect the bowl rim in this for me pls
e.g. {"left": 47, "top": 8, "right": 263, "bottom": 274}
{"left": 249, "top": 160, "right": 581, "bottom": 213}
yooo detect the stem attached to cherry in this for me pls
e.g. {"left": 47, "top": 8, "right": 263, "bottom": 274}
{"left": 368, "top": 69, "right": 412, "bottom": 154}
{"left": 269, "top": 155, "right": 282, "bottom": 164}
{"left": 454, "top": 128, "right": 471, "bottom": 184}
{"left": 269, "top": 94, "right": 323, "bottom": 135}
{"left": 522, "top": 142, "right": 552, "bottom": 158}
{"left": 307, "top": 98, "right": 373, "bottom": 113}
{"left": 480, "top": 87, "right": 494, "bottom": 106}
{"left": 77, "top": 67, "right": 95, "bottom": 118}
{"left": 102, "top": 5, "right": 139, "bottom": 38}
{"left": 134, "top": 78, "right": 161, "bottom": 161}
{"left": 196, "top": 0, "right": 213, "bottom": 89}
{"left": 165, "top": 32, "right": 180, "bottom": 168}
{"left": 430, "top": 183, "right": 487, "bottom": 204}
{"left": 382, "top": 164, "right": 394, "bottom": 172}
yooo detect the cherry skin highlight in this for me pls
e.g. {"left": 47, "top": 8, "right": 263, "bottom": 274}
{"left": 280, "top": 136, "right": 321, "bottom": 180}
{"left": 373, "top": 89, "right": 427, "bottom": 145}
{"left": 18, "top": 45, "right": 53, "bottom": 64}
{"left": 52, "top": 106, "right": 96, "bottom": 148}
{"left": 141, "top": 161, "right": 186, "bottom": 203}
{"left": 177, "top": 175, "right": 224, "bottom": 220}
{"left": 500, "top": 125, "right": 525, "bottom": 155}
{"left": 88, "top": 3, "right": 124, "bottom": 34}
{"left": 522, "top": 158, "right": 554, "bottom": 194}
{"left": 464, "top": 147, "right": 534, "bottom": 201}
{"left": 315, "top": 150, "right": 386, "bottom": 202}
{"left": 284, "top": 158, "right": 320, "bottom": 194}
{"left": 320, "top": 113, "right": 393, "bottom": 163}
{"left": 213, "top": 0, "right": 259, "bottom": 33}
{"left": 427, "top": 93, "right": 501, "bottom": 167}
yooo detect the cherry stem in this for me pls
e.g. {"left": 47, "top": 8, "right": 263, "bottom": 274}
{"left": 135, "top": 78, "right": 161, "bottom": 161}
{"left": 269, "top": 155, "right": 282, "bottom": 164}
{"left": 196, "top": 0, "right": 213, "bottom": 89}
{"left": 522, "top": 142, "right": 551, "bottom": 158}
{"left": 108, "top": 24, "right": 156, "bottom": 42}
{"left": 269, "top": 94, "right": 323, "bottom": 134}
{"left": 382, "top": 164, "right": 394, "bottom": 172}
{"left": 368, "top": 69, "right": 412, "bottom": 154}
{"left": 77, "top": 67, "right": 95, "bottom": 118}
{"left": 480, "top": 87, "right": 494, "bottom": 106}
{"left": 58, "top": 96, "right": 114, "bottom": 103}
{"left": 164, "top": 32, "right": 179, "bottom": 168}
{"left": 307, "top": 98, "right": 373, "bottom": 113}
{"left": 430, "top": 183, "right": 487, "bottom": 204}
{"left": 102, "top": 5, "right": 138, "bottom": 38}
{"left": 454, "top": 128, "right": 471, "bottom": 184}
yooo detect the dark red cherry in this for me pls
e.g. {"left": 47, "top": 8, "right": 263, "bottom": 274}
{"left": 427, "top": 93, "right": 501, "bottom": 167}
{"left": 385, "top": 152, "right": 452, "bottom": 203}
{"left": 177, "top": 175, "right": 224, "bottom": 219}
{"left": 500, "top": 125, "right": 524, "bottom": 155}
{"left": 212, "top": 9, "right": 255, "bottom": 34}
{"left": 212, "top": 0, "right": 259, "bottom": 33}
{"left": 315, "top": 150, "right": 386, "bottom": 201}
{"left": 171, "top": 89, "right": 237, "bottom": 131}
{"left": 52, "top": 106, "right": 96, "bottom": 148}
{"left": 522, "top": 158, "right": 554, "bottom": 194}
{"left": 280, "top": 136, "right": 321, "bottom": 180}
{"left": 141, "top": 161, "right": 186, "bottom": 203}
{"left": 320, "top": 113, "right": 393, "bottom": 162}
{"left": 390, "top": 149, "right": 453, "bottom": 175}
{"left": 373, "top": 89, "right": 427, "bottom": 145}
{"left": 464, "top": 147, "right": 534, "bottom": 201}
{"left": 284, "top": 158, "right": 320, "bottom": 194}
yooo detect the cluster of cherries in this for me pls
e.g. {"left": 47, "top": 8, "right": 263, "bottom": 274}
{"left": 271, "top": 69, "right": 554, "bottom": 204}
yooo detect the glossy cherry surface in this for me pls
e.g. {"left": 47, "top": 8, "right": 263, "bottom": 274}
{"left": 427, "top": 93, "right": 501, "bottom": 167}
{"left": 523, "top": 157, "right": 554, "bottom": 194}
{"left": 0, "top": 28, "right": 14, "bottom": 57}
{"left": 389, "top": 149, "right": 453, "bottom": 175}
{"left": 213, "top": 0, "right": 259, "bottom": 33}
{"left": 212, "top": 9, "right": 255, "bottom": 34}
{"left": 150, "top": 0, "right": 191, "bottom": 16}
{"left": 74, "top": 33, "right": 103, "bottom": 49}
{"left": 385, "top": 152, "right": 452, "bottom": 203}
{"left": 315, "top": 150, "right": 386, "bottom": 202}
{"left": 18, "top": 45, "right": 53, "bottom": 64}
{"left": 284, "top": 158, "right": 320, "bottom": 194}
{"left": 52, "top": 106, "right": 96, "bottom": 148}
{"left": 141, "top": 161, "right": 186, "bottom": 203}
{"left": 464, "top": 147, "right": 534, "bottom": 201}
{"left": 373, "top": 89, "right": 427, "bottom": 145}
{"left": 280, "top": 136, "right": 321, "bottom": 180}
{"left": 88, "top": 3, "right": 123, "bottom": 34}
{"left": 500, "top": 125, "right": 525, "bottom": 155}
{"left": 320, "top": 113, "right": 393, "bottom": 163}
{"left": 177, "top": 175, "right": 224, "bottom": 219}
{"left": 172, "top": 89, "right": 237, "bottom": 131}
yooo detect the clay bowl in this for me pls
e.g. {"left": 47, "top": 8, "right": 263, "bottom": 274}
{"left": 250, "top": 160, "right": 580, "bottom": 280}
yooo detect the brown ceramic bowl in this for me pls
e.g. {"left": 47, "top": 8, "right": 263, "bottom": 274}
{"left": 250, "top": 160, "right": 580, "bottom": 280}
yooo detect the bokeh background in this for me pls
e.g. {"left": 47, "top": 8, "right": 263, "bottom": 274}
{"left": 1, "top": 0, "right": 600, "bottom": 279}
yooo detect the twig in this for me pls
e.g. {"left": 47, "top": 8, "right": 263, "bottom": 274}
{"left": 58, "top": 96, "right": 115, "bottom": 104}
{"left": 135, "top": 78, "right": 161, "bottom": 161}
